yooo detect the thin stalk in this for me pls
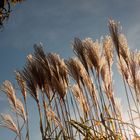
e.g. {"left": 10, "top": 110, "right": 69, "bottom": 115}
{"left": 41, "top": 91, "right": 53, "bottom": 138}
{"left": 91, "top": 68, "right": 104, "bottom": 133}
{"left": 65, "top": 94, "right": 75, "bottom": 137}
{"left": 58, "top": 97, "right": 70, "bottom": 139}
{"left": 54, "top": 97, "right": 66, "bottom": 139}
{"left": 91, "top": 69, "right": 102, "bottom": 114}
{"left": 127, "top": 83, "right": 140, "bottom": 120}
{"left": 82, "top": 83, "right": 98, "bottom": 137}
{"left": 71, "top": 90, "right": 81, "bottom": 119}
{"left": 15, "top": 112, "right": 22, "bottom": 140}
{"left": 97, "top": 75, "right": 112, "bottom": 137}
{"left": 62, "top": 98, "right": 74, "bottom": 139}
{"left": 23, "top": 97, "right": 30, "bottom": 140}
{"left": 69, "top": 92, "right": 82, "bottom": 140}
{"left": 122, "top": 77, "right": 135, "bottom": 132}
{"left": 36, "top": 99, "right": 44, "bottom": 139}
{"left": 97, "top": 75, "right": 106, "bottom": 111}
{"left": 108, "top": 65, "right": 120, "bottom": 133}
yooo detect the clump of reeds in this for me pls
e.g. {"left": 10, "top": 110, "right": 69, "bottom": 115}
{"left": 1, "top": 20, "right": 140, "bottom": 140}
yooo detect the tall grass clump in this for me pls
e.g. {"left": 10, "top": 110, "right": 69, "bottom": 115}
{"left": 1, "top": 20, "right": 140, "bottom": 139}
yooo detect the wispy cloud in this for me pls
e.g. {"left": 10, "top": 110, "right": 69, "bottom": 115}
{"left": 126, "top": 22, "right": 140, "bottom": 50}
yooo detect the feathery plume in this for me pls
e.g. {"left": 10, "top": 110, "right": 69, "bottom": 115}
{"left": 48, "top": 53, "right": 68, "bottom": 86}
{"left": 65, "top": 58, "right": 81, "bottom": 84}
{"left": 118, "top": 55, "right": 133, "bottom": 87}
{"left": 33, "top": 46, "right": 53, "bottom": 99}
{"left": 2, "top": 80, "right": 17, "bottom": 108}
{"left": 103, "top": 36, "right": 114, "bottom": 68}
{"left": 118, "top": 56, "right": 129, "bottom": 81}
{"left": 46, "top": 108, "right": 63, "bottom": 129}
{"left": 134, "top": 69, "right": 140, "bottom": 102}
{"left": 48, "top": 53, "right": 68, "bottom": 99}
{"left": 108, "top": 19, "right": 120, "bottom": 57}
{"left": 22, "top": 63, "right": 38, "bottom": 101}
{"left": 118, "top": 34, "right": 130, "bottom": 62}
{"left": 72, "top": 84, "right": 89, "bottom": 118}
{"left": 10, "top": 99, "right": 26, "bottom": 122}
{"left": 85, "top": 38, "right": 101, "bottom": 74}
{"left": 72, "top": 38, "right": 89, "bottom": 73}
{"left": 137, "top": 51, "right": 140, "bottom": 67}
{"left": 16, "top": 71, "right": 27, "bottom": 99}
{"left": 0, "top": 113, "right": 19, "bottom": 134}
{"left": 101, "top": 60, "right": 113, "bottom": 99}
{"left": 109, "top": 20, "right": 130, "bottom": 65}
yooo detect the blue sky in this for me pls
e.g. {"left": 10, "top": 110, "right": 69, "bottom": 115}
{"left": 0, "top": 0, "right": 140, "bottom": 139}
{"left": 0, "top": 0, "right": 140, "bottom": 82}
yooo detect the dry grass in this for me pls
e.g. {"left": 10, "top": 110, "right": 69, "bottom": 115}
{"left": 1, "top": 20, "right": 140, "bottom": 140}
